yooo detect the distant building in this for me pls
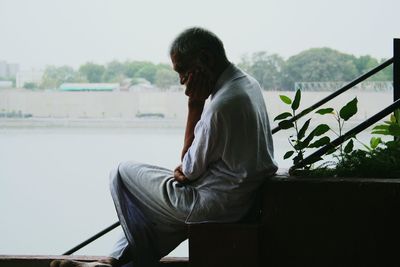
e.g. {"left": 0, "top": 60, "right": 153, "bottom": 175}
{"left": 16, "top": 70, "right": 44, "bottom": 88}
{"left": 0, "top": 81, "right": 13, "bottom": 89}
{"left": 129, "top": 78, "right": 158, "bottom": 92}
{"left": 0, "top": 60, "right": 20, "bottom": 78}
{"left": 59, "top": 83, "right": 120, "bottom": 91}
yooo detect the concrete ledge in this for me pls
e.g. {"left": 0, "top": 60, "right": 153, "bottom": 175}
{"left": 0, "top": 255, "right": 188, "bottom": 267}
{"left": 188, "top": 175, "right": 400, "bottom": 267}
{"left": 188, "top": 223, "right": 262, "bottom": 267}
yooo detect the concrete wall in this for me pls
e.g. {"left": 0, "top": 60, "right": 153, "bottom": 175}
{"left": 0, "top": 89, "right": 393, "bottom": 122}
{"left": 0, "top": 90, "right": 187, "bottom": 119}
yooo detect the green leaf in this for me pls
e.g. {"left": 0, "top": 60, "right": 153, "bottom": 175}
{"left": 313, "top": 124, "right": 330, "bottom": 136}
{"left": 371, "top": 130, "right": 392, "bottom": 135}
{"left": 388, "top": 124, "right": 400, "bottom": 136}
{"left": 372, "top": 125, "right": 389, "bottom": 131}
{"left": 291, "top": 89, "right": 301, "bottom": 111}
{"left": 274, "top": 112, "right": 292, "bottom": 121}
{"left": 339, "top": 97, "right": 358, "bottom": 121}
{"left": 386, "top": 140, "right": 399, "bottom": 149}
{"left": 394, "top": 109, "right": 400, "bottom": 125}
{"left": 390, "top": 114, "right": 396, "bottom": 123}
{"left": 344, "top": 139, "right": 354, "bottom": 153}
{"left": 298, "top": 119, "right": 311, "bottom": 140}
{"left": 316, "top": 108, "right": 334, "bottom": 115}
{"left": 279, "top": 95, "right": 292, "bottom": 105}
{"left": 278, "top": 120, "right": 294, "bottom": 129}
{"left": 370, "top": 137, "right": 382, "bottom": 149}
{"left": 302, "top": 133, "right": 314, "bottom": 148}
{"left": 308, "top": 136, "right": 331, "bottom": 148}
{"left": 294, "top": 141, "right": 307, "bottom": 150}
{"left": 283, "top": 151, "right": 295, "bottom": 159}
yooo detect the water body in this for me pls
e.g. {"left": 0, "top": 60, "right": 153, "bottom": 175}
{"left": 0, "top": 125, "right": 375, "bottom": 257}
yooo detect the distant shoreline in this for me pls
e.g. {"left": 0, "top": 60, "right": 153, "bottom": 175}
{"left": 0, "top": 117, "right": 376, "bottom": 133}
{"left": 0, "top": 118, "right": 186, "bottom": 129}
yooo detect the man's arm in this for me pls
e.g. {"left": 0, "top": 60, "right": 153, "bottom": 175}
{"left": 175, "top": 100, "right": 205, "bottom": 184}
{"left": 181, "top": 99, "right": 205, "bottom": 160}
{"left": 174, "top": 70, "right": 211, "bottom": 183}
{"left": 181, "top": 70, "right": 211, "bottom": 159}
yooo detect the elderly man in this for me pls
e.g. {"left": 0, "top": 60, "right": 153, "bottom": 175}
{"left": 51, "top": 27, "right": 277, "bottom": 267}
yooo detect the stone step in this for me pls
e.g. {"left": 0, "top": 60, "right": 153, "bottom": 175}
{"left": 0, "top": 255, "right": 188, "bottom": 267}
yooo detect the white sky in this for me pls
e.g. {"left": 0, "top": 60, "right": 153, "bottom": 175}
{"left": 0, "top": 0, "right": 399, "bottom": 70}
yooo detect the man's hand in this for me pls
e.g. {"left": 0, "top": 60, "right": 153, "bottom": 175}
{"left": 184, "top": 70, "right": 212, "bottom": 102}
{"left": 174, "top": 164, "right": 189, "bottom": 184}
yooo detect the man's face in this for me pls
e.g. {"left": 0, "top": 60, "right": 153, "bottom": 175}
{"left": 171, "top": 52, "right": 215, "bottom": 100}
{"left": 171, "top": 53, "right": 198, "bottom": 86}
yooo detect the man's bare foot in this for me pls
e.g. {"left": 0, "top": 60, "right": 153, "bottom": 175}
{"left": 50, "top": 258, "right": 116, "bottom": 267}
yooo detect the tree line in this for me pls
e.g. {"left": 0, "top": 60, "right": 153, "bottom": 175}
{"left": 238, "top": 48, "right": 392, "bottom": 91}
{"left": 39, "top": 61, "right": 178, "bottom": 90}
{"left": 37, "top": 47, "right": 392, "bottom": 91}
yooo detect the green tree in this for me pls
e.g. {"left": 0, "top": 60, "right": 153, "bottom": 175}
{"left": 354, "top": 55, "right": 378, "bottom": 74}
{"left": 134, "top": 63, "right": 158, "bottom": 84}
{"left": 103, "top": 60, "right": 126, "bottom": 82}
{"left": 353, "top": 55, "right": 393, "bottom": 81}
{"left": 282, "top": 48, "right": 358, "bottom": 90}
{"left": 239, "top": 52, "right": 285, "bottom": 90}
{"left": 79, "top": 63, "right": 105, "bottom": 83}
{"left": 154, "top": 64, "right": 179, "bottom": 89}
{"left": 378, "top": 59, "right": 393, "bottom": 81}
{"left": 124, "top": 61, "right": 148, "bottom": 78}
{"left": 40, "top": 65, "right": 80, "bottom": 89}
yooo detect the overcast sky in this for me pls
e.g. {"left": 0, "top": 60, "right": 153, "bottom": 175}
{"left": 0, "top": 0, "right": 399, "bottom": 70}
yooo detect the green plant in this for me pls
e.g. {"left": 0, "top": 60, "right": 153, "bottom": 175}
{"left": 315, "top": 97, "right": 358, "bottom": 161}
{"left": 293, "top": 109, "right": 400, "bottom": 178}
{"left": 371, "top": 109, "right": 400, "bottom": 138}
{"left": 275, "top": 89, "right": 359, "bottom": 170}
{"left": 275, "top": 89, "right": 330, "bottom": 168}
{"left": 339, "top": 109, "right": 400, "bottom": 177}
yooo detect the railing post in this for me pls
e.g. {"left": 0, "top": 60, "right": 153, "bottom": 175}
{"left": 394, "top": 39, "right": 400, "bottom": 102}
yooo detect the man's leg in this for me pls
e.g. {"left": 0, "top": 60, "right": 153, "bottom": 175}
{"left": 108, "top": 233, "right": 135, "bottom": 266}
{"left": 49, "top": 232, "right": 135, "bottom": 267}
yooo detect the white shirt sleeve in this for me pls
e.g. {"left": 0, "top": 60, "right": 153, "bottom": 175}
{"left": 181, "top": 118, "right": 218, "bottom": 181}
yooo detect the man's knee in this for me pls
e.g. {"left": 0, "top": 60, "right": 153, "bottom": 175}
{"left": 109, "top": 161, "right": 130, "bottom": 192}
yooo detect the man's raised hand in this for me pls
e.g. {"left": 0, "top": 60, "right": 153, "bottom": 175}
{"left": 184, "top": 70, "right": 212, "bottom": 102}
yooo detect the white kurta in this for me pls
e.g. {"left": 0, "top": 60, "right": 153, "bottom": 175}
{"left": 182, "top": 63, "right": 278, "bottom": 223}
{"left": 109, "top": 63, "right": 278, "bottom": 264}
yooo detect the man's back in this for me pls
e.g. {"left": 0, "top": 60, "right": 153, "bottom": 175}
{"left": 182, "top": 64, "right": 277, "bottom": 223}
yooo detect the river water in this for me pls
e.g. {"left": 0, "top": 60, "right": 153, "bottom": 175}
{"left": 0, "top": 124, "right": 378, "bottom": 257}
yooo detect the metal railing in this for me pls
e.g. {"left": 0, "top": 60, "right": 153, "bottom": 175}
{"left": 291, "top": 39, "right": 399, "bottom": 171}
{"left": 63, "top": 38, "right": 400, "bottom": 255}
{"left": 63, "top": 222, "right": 120, "bottom": 255}
{"left": 291, "top": 98, "right": 400, "bottom": 170}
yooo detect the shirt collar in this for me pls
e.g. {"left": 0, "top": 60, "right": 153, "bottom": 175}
{"left": 211, "top": 63, "right": 245, "bottom": 97}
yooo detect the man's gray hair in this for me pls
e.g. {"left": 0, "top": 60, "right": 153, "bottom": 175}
{"left": 170, "top": 27, "right": 227, "bottom": 61}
